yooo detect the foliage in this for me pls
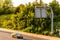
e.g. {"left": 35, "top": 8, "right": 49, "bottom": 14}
{"left": 0, "top": 0, "right": 60, "bottom": 37}
{"left": 0, "top": 0, "right": 14, "bottom": 15}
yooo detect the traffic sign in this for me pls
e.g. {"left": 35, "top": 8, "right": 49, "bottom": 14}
{"left": 35, "top": 6, "right": 54, "bottom": 34}
{"left": 35, "top": 6, "right": 47, "bottom": 18}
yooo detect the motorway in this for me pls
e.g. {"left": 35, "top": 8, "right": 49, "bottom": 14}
{"left": 0, "top": 30, "right": 48, "bottom": 40}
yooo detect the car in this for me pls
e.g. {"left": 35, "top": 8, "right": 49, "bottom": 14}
{"left": 11, "top": 33, "right": 23, "bottom": 39}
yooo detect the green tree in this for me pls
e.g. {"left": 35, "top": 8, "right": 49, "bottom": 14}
{"left": 49, "top": 0, "right": 60, "bottom": 34}
{"left": 49, "top": 0, "right": 60, "bottom": 15}
{"left": 0, "top": 0, "right": 14, "bottom": 15}
{"left": 49, "top": 0, "right": 60, "bottom": 22}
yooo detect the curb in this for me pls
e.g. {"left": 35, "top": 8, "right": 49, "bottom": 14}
{"left": 0, "top": 28, "right": 60, "bottom": 40}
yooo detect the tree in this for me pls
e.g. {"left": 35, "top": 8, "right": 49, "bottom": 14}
{"left": 49, "top": 0, "right": 60, "bottom": 33}
{"left": 49, "top": 0, "right": 60, "bottom": 21}
{"left": 0, "top": 0, "right": 14, "bottom": 15}
{"left": 49, "top": 0, "right": 60, "bottom": 15}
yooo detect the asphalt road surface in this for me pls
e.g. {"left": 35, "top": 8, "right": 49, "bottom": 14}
{"left": 0, "top": 31, "right": 48, "bottom": 40}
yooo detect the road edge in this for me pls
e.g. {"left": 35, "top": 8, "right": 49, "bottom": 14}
{"left": 0, "top": 28, "right": 60, "bottom": 40}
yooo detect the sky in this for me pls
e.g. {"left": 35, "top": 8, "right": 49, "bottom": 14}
{"left": 12, "top": 0, "right": 60, "bottom": 7}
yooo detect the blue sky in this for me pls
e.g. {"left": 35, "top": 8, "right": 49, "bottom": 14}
{"left": 12, "top": 0, "right": 60, "bottom": 7}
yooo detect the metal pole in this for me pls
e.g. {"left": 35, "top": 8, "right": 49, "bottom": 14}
{"left": 51, "top": 8, "right": 54, "bottom": 34}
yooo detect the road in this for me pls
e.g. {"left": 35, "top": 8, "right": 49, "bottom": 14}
{"left": 0, "top": 31, "right": 48, "bottom": 40}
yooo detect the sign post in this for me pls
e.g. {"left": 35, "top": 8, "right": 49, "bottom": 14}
{"left": 35, "top": 6, "right": 54, "bottom": 34}
{"left": 35, "top": 6, "right": 47, "bottom": 18}
{"left": 50, "top": 8, "right": 54, "bottom": 34}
